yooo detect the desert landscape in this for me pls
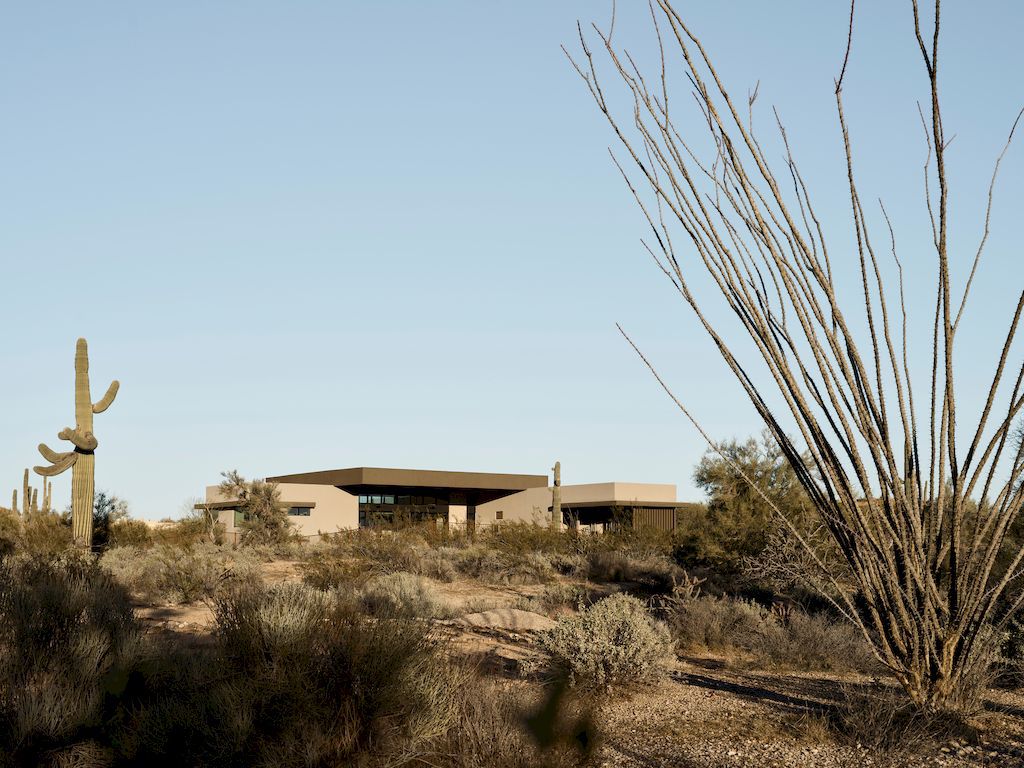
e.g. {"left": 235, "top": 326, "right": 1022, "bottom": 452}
{"left": 4, "top": 0, "right": 1024, "bottom": 765}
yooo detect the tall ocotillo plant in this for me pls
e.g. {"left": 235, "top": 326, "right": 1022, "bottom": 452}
{"left": 34, "top": 338, "right": 119, "bottom": 547}
{"left": 569, "top": 1, "right": 1024, "bottom": 710}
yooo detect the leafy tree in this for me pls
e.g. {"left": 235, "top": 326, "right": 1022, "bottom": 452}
{"left": 676, "top": 432, "right": 815, "bottom": 572}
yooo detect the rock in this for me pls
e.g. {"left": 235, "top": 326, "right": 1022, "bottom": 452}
{"left": 458, "top": 608, "right": 556, "bottom": 632}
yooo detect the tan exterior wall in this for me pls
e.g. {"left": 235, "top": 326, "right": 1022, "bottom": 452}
{"left": 205, "top": 477, "right": 680, "bottom": 537}
{"left": 476, "top": 486, "right": 552, "bottom": 528}
{"left": 560, "top": 482, "right": 677, "bottom": 504}
{"left": 206, "top": 482, "right": 358, "bottom": 541}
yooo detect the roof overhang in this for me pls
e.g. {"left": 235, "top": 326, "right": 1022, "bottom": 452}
{"left": 195, "top": 500, "right": 317, "bottom": 511}
{"left": 266, "top": 467, "right": 548, "bottom": 494}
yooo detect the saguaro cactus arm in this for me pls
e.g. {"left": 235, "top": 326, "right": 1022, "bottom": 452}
{"left": 38, "top": 443, "right": 74, "bottom": 464}
{"left": 35, "top": 452, "right": 78, "bottom": 477}
{"left": 57, "top": 428, "right": 98, "bottom": 452}
{"left": 93, "top": 381, "right": 119, "bottom": 414}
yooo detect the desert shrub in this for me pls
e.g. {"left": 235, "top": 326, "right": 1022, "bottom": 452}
{"left": 548, "top": 551, "right": 586, "bottom": 576}
{"left": 209, "top": 582, "right": 466, "bottom": 764}
{"left": 456, "top": 547, "right": 555, "bottom": 585}
{"left": 18, "top": 512, "right": 72, "bottom": 557}
{"left": 360, "top": 571, "right": 448, "bottom": 618}
{"left": 300, "top": 549, "right": 368, "bottom": 591}
{"left": 586, "top": 550, "right": 634, "bottom": 582}
{"left": 542, "top": 593, "right": 673, "bottom": 690}
{"left": 100, "top": 543, "right": 262, "bottom": 603}
{"left": 439, "top": 678, "right": 597, "bottom": 768}
{"left": 415, "top": 546, "right": 460, "bottom": 582}
{"left": 325, "top": 528, "right": 428, "bottom": 573}
{"left": 666, "top": 595, "right": 766, "bottom": 652}
{"left": 750, "top": 611, "right": 878, "bottom": 673}
{"left": 100, "top": 545, "right": 165, "bottom": 599}
{"left": 108, "top": 518, "right": 154, "bottom": 549}
{"left": 219, "top": 470, "right": 298, "bottom": 547}
{"left": 664, "top": 595, "right": 878, "bottom": 673}
{"left": 152, "top": 516, "right": 208, "bottom": 548}
{"left": 482, "top": 522, "right": 572, "bottom": 556}
{"left": 596, "top": 525, "right": 675, "bottom": 561}
{"left": 814, "top": 683, "right": 977, "bottom": 752}
{"left": 0, "top": 556, "right": 143, "bottom": 766}
{"left": 525, "top": 582, "right": 589, "bottom": 615}
{"left": 0, "top": 510, "right": 18, "bottom": 558}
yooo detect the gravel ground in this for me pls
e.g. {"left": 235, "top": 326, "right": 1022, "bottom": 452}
{"left": 591, "top": 663, "right": 1024, "bottom": 768}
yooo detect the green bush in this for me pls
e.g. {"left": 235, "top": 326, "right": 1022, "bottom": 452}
{"left": 0, "top": 557, "right": 143, "bottom": 766}
{"left": 542, "top": 593, "right": 673, "bottom": 690}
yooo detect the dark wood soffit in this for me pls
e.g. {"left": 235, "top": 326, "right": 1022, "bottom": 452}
{"left": 195, "top": 500, "right": 317, "bottom": 511}
{"left": 266, "top": 467, "right": 549, "bottom": 492}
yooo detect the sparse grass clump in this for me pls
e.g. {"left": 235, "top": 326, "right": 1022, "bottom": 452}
{"left": 542, "top": 593, "right": 673, "bottom": 690}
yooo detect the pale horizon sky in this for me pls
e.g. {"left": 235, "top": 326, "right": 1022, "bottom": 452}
{"left": 2, "top": 2, "right": 1022, "bottom": 519}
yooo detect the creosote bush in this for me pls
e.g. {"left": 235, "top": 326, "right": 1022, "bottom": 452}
{"left": 542, "top": 593, "right": 673, "bottom": 690}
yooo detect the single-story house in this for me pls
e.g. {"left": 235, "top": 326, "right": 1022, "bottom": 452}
{"left": 198, "top": 466, "right": 691, "bottom": 542}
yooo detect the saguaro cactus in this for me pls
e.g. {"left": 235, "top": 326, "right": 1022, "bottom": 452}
{"left": 34, "top": 338, "right": 119, "bottom": 547}
{"left": 551, "top": 460, "right": 562, "bottom": 529}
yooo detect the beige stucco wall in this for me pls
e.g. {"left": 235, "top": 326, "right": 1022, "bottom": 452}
{"left": 206, "top": 482, "right": 358, "bottom": 539}
{"left": 475, "top": 482, "right": 678, "bottom": 530}
{"left": 476, "top": 486, "right": 553, "bottom": 528}
{"left": 561, "top": 482, "right": 677, "bottom": 505}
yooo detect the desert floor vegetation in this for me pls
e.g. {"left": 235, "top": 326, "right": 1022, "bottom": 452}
{"left": 4, "top": 514, "right": 1024, "bottom": 766}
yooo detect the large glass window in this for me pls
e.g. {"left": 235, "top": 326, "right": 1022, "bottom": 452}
{"left": 288, "top": 506, "right": 311, "bottom": 517}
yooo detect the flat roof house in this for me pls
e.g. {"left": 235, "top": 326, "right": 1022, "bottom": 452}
{"left": 200, "top": 466, "right": 690, "bottom": 542}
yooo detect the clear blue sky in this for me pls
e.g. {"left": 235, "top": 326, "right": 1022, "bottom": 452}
{"left": 2, "top": 2, "right": 1022, "bottom": 519}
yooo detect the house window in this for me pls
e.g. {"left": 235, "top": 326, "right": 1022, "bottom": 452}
{"left": 495, "top": 510, "right": 504, "bottom": 520}
{"left": 288, "top": 506, "right": 311, "bottom": 517}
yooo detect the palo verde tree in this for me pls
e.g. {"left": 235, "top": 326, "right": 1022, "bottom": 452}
{"left": 218, "top": 470, "right": 294, "bottom": 546}
{"left": 569, "top": 1, "right": 1024, "bottom": 710}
